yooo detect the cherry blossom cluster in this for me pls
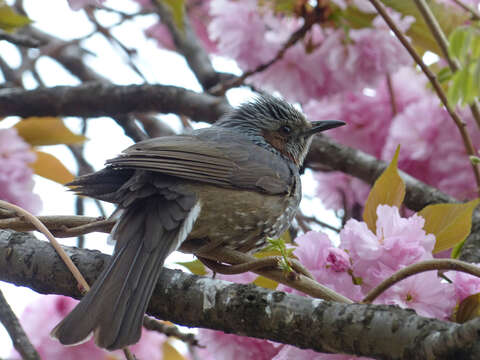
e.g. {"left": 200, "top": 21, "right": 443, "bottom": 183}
{"left": 0, "top": 129, "right": 41, "bottom": 213}
{"left": 197, "top": 205, "right": 479, "bottom": 360}
{"left": 11, "top": 295, "right": 168, "bottom": 360}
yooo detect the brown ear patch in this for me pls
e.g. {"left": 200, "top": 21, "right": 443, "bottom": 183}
{"left": 262, "top": 130, "right": 295, "bottom": 163}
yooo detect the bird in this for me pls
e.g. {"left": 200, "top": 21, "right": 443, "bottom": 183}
{"left": 51, "top": 94, "right": 345, "bottom": 350}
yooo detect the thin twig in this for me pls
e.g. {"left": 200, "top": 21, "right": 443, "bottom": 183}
{"left": 0, "top": 200, "right": 90, "bottom": 293}
{"left": 183, "top": 243, "right": 352, "bottom": 303}
{"left": 412, "top": 0, "right": 480, "bottom": 164}
{"left": 296, "top": 213, "right": 341, "bottom": 233}
{"left": 210, "top": 11, "right": 321, "bottom": 95}
{"left": 198, "top": 256, "right": 315, "bottom": 280}
{"left": 362, "top": 259, "right": 480, "bottom": 303}
{"left": 368, "top": 0, "right": 480, "bottom": 195}
{"left": 451, "top": 0, "right": 480, "bottom": 20}
{"left": 0, "top": 201, "right": 138, "bottom": 357}
{"left": 0, "top": 289, "right": 40, "bottom": 360}
{"left": 143, "top": 317, "right": 199, "bottom": 346}
{"left": 386, "top": 73, "right": 397, "bottom": 116}
{"left": 0, "top": 214, "right": 113, "bottom": 236}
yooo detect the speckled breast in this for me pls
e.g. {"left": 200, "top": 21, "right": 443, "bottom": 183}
{"left": 185, "top": 174, "right": 301, "bottom": 254}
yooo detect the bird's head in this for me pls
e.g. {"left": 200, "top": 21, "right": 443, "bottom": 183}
{"left": 216, "top": 95, "right": 345, "bottom": 166}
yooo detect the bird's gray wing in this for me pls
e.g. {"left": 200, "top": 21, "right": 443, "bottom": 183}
{"left": 105, "top": 130, "right": 294, "bottom": 195}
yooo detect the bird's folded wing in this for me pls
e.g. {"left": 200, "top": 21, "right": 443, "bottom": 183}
{"left": 105, "top": 134, "right": 293, "bottom": 195}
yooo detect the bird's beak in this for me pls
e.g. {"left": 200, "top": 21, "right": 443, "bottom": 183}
{"left": 303, "top": 120, "right": 346, "bottom": 137}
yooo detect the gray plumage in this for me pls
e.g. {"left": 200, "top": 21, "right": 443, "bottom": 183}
{"left": 51, "top": 95, "right": 344, "bottom": 350}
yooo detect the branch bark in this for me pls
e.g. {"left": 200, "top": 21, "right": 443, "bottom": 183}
{"left": 1, "top": 229, "right": 480, "bottom": 359}
{"left": 0, "top": 83, "right": 230, "bottom": 123}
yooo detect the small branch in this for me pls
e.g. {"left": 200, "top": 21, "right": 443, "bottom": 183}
{"left": 451, "top": 0, "right": 480, "bottom": 20}
{"left": 198, "top": 256, "right": 315, "bottom": 280}
{"left": 413, "top": 0, "right": 459, "bottom": 71}
{"left": 0, "top": 200, "right": 90, "bottom": 293}
{"left": 211, "top": 9, "right": 321, "bottom": 95}
{"left": 143, "top": 317, "right": 198, "bottom": 347}
{"left": 362, "top": 259, "right": 480, "bottom": 303}
{"left": 413, "top": 0, "right": 480, "bottom": 131}
{"left": 0, "top": 289, "right": 40, "bottom": 360}
{"left": 152, "top": 0, "right": 220, "bottom": 90}
{"left": 0, "top": 214, "right": 113, "bottom": 236}
{"left": 296, "top": 213, "right": 341, "bottom": 233}
{"left": 368, "top": 0, "right": 480, "bottom": 194}
{"left": 0, "top": 29, "right": 44, "bottom": 48}
{"left": 0, "top": 83, "right": 230, "bottom": 123}
{"left": 386, "top": 73, "right": 398, "bottom": 116}
{"left": 188, "top": 243, "right": 353, "bottom": 303}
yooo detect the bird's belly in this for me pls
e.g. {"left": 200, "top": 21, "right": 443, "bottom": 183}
{"left": 185, "top": 184, "right": 297, "bottom": 253}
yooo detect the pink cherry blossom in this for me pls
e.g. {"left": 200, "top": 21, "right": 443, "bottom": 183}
{"left": 340, "top": 205, "right": 435, "bottom": 290}
{"left": 209, "top": 1, "right": 412, "bottom": 102}
{"left": 144, "top": 0, "right": 217, "bottom": 53}
{"left": 11, "top": 295, "right": 168, "bottom": 360}
{"left": 445, "top": 266, "right": 480, "bottom": 303}
{"left": 375, "top": 271, "right": 455, "bottom": 319}
{"left": 0, "top": 128, "right": 41, "bottom": 214}
{"left": 383, "top": 98, "right": 480, "bottom": 200}
{"left": 197, "top": 329, "right": 280, "bottom": 360}
{"left": 279, "top": 231, "right": 364, "bottom": 301}
{"left": 209, "top": 0, "right": 279, "bottom": 69}
{"left": 313, "top": 172, "right": 370, "bottom": 213}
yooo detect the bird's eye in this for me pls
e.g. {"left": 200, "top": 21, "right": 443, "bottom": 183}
{"left": 280, "top": 125, "right": 292, "bottom": 135}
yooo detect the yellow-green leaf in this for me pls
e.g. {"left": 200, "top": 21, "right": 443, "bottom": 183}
{"left": 363, "top": 146, "right": 405, "bottom": 232}
{"left": 163, "top": 342, "right": 185, "bottom": 360}
{"left": 0, "top": 2, "right": 31, "bottom": 32}
{"left": 176, "top": 259, "right": 206, "bottom": 276}
{"left": 419, "top": 199, "right": 480, "bottom": 254}
{"left": 15, "top": 117, "right": 87, "bottom": 146}
{"left": 456, "top": 293, "right": 480, "bottom": 323}
{"left": 253, "top": 275, "right": 278, "bottom": 290}
{"left": 31, "top": 150, "right": 74, "bottom": 185}
{"left": 381, "top": 0, "right": 469, "bottom": 56}
{"left": 160, "top": 0, "right": 185, "bottom": 32}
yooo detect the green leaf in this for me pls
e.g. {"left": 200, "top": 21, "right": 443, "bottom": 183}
{"left": 448, "top": 26, "right": 471, "bottom": 62}
{"left": 461, "top": 63, "right": 476, "bottom": 105}
{"left": 437, "top": 67, "right": 453, "bottom": 83}
{"left": 419, "top": 199, "right": 480, "bottom": 254}
{"left": 470, "top": 155, "right": 480, "bottom": 165}
{"left": 31, "top": 150, "right": 74, "bottom": 185}
{"left": 363, "top": 146, "right": 405, "bottom": 232}
{"left": 160, "top": 0, "right": 185, "bottom": 32}
{"left": 176, "top": 259, "right": 206, "bottom": 275}
{"left": 15, "top": 117, "right": 87, "bottom": 146}
{"left": 451, "top": 238, "right": 465, "bottom": 259}
{"left": 473, "top": 59, "right": 480, "bottom": 96}
{"left": 447, "top": 70, "right": 465, "bottom": 106}
{"left": 456, "top": 293, "right": 480, "bottom": 323}
{"left": 0, "top": 2, "right": 31, "bottom": 32}
{"left": 253, "top": 276, "right": 278, "bottom": 290}
{"left": 380, "top": 0, "right": 469, "bottom": 55}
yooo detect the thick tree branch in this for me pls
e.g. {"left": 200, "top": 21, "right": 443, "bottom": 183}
{"left": 1, "top": 229, "right": 480, "bottom": 359}
{"left": 0, "top": 83, "right": 230, "bottom": 123}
